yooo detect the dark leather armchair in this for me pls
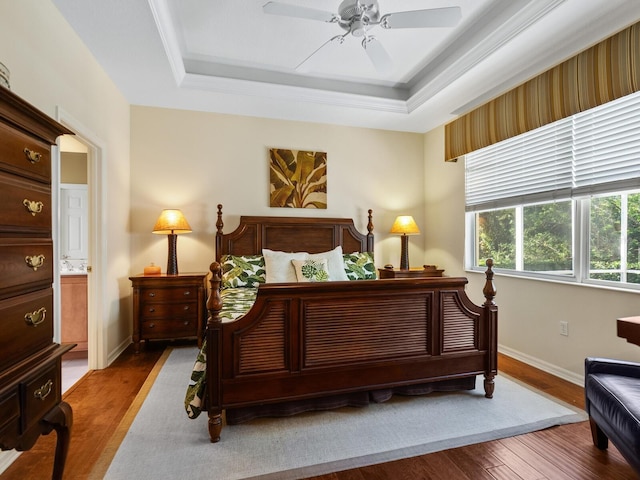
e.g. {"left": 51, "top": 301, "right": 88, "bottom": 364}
{"left": 584, "top": 357, "right": 640, "bottom": 474}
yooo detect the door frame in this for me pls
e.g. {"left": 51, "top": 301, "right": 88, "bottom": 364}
{"left": 55, "top": 107, "right": 108, "bottom": 370}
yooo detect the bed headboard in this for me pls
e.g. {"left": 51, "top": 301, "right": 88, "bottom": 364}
{"left": 214, "top": 204, "right": 374, "bottom": 261}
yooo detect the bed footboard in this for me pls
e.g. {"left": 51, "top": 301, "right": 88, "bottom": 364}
{"left": 205, "top": 260, "right": 497, "bottom": 443}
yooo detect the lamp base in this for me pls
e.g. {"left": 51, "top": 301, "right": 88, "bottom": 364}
{"left": 167, "top": 233, "right": 178, "bottom": 275}
{"left": 399, "top": 234, "right": 409, "bottom": 270}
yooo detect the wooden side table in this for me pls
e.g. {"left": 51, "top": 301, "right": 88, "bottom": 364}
{"left": 617, "top": 316, "right": 640, "bottom": 347}
{"left": 378, "top": 265, "right": 445, "bottom": 279}
{"left": 129, "top": 273, "right": 207, "bottom": 353}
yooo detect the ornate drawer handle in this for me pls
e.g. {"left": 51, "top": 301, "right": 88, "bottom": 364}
{"left": 183, "top": 291, "right": 191, "bottom": 296}
{"left": 34, "top": 379, "right": 53, "bottom": 401}
{"left": 148, "top": 292, "right": 156, "bottom": 297}
{"left": 183, "top": 320, "right": 190, "bottom": 326}
{"left": 23, "top": 199, "right": 44, "bottom": 216}
{"left": 25, "top": 254, "right": 45, "bottom": 271}
{"left": 149, "top": 307, "right": 155, "bottom": 313}
{"left": 24, "top": 307, "right": 47, "bottom": 327}
{"left": 183, "top": 305, "right": 190, "bottom": 311}
{"left": 148, "top": 323, "right": 155, "bottom": 329}
{"left": 24, "top": 148, "right": 43, "bottom": 164}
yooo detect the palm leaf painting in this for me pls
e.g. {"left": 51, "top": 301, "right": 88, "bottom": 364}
{"left": 269, "top": 148, "right": 327, "bottom": 208}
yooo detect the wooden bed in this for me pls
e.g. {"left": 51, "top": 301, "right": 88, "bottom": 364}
{"left": 204, "top": 205, "right": 497, "bottom": 442}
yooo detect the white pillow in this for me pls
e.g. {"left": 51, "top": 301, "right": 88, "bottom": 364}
{"left": 291, "top": 258, "right": 330, "bottom": 282}
{"left": 308, "top": 246, "right": 349, "bottom": 281}
{"left": 263, "top": 249, "right": 307, "bottom": 283}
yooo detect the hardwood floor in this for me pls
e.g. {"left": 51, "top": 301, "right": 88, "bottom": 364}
{"left": 1, "top": 346, "right": 636, "bottom": 479}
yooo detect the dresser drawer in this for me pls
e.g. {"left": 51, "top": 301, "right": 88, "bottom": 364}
{"left": 0, "top": 390, "right": 19, "bottom": 434}
{"left": 141, "top": 286, "right": 199, "bottom": 302}
{"left": 21, "top": 363, "right": 60, "bottom": 433}
{"left": 141, "top": 318, "right": 198, "bottom": 338}
{"left": 0, "top": 121, "right": 51, "bottom": 183}
{"left": 0, "top": 240, "right": 53, "bottom": 297}
{"left": 0, "top": 172, "right": 51, "bottom": 234}
{"left": 140, "top": 301, "right": 198, "bottom": 319}
{"left": 0, "top": 289, "right": 53, "bottom": 370}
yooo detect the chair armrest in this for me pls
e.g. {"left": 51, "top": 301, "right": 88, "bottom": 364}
{"left": 585, "top": 357, "right": 640, "bottom": 379}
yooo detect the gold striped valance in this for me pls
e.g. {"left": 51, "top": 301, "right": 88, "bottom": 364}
{"left": 445, "top": 21, "right": 640, "bottom": 161}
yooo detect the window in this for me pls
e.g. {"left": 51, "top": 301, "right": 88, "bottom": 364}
{"left": 466, "top": 90, "right": 640, "bottom": 288}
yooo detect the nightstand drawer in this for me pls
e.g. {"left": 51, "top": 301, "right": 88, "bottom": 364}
{"left": 21, "top": 363, "right": 60, "bottom": 433}
{"left": 140, "top": 301, "right": 198, "bottom": 319}
{"left": 141, "top": 318, "right": 198, "bottom": 338}
{"left": 130, "top": 273, "right": 207, "bottom": 352}
{"left": 141, "top": 286, "right": 199, "bottom": 302}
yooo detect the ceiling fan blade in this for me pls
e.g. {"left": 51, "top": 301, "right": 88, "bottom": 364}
{"left": 296, "top": 35, "right": 345, "bottom": 72}
{"left": 263, "top": 2, "right": 337, "bottom": 23}
{"left": 380, "top": 6, "right": 462, "bottom": 29}
{"left": 362, "top": 37, "right": 393, "bottom": 74}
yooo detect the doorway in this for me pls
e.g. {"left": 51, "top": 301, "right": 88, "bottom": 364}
{"left": 54, "top": 106, "right": 108, "bottom": 372}
{"left": 58, "top": 136, "right": 89, "bottom": 389}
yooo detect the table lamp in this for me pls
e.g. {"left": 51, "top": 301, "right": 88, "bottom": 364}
{"left": 152, "top": 209, "right": 192, "bottom": 275}
{"left": 390, "top": 215, "right": 420, "bottom": 270}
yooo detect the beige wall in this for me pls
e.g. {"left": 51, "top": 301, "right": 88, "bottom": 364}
{"left": 424, "top": 127, "right": 640, "bottom": 383}
{"left": 1, "top": 0, "right": 132, "bottom": 364}
{"left": 130, "top": 106, "right": 426, "bottom": 276}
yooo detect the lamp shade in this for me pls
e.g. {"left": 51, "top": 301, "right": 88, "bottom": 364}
{"left": 152, "top": 209, "right": 192, "bottom": 234}
{"left": 390, "top": 215, "right": 420, "bottom": 235}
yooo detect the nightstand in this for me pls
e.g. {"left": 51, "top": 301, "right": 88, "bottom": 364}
{"left": 129, "top": 273, "right": 207, "bottom": 353}
{"left": 378, "top": 265, "right": 445, "bottom": 279}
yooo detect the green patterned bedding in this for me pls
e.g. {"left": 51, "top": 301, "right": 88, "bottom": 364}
{"left": 184, "top": 287, "right": 257, "bottom": 419}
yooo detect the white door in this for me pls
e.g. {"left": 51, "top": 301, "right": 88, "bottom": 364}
{"left": 60, "top": 185, "right": 88, "bottom": 260}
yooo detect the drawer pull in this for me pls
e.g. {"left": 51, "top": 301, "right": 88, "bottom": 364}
{"left": 24, "top": 307, "right": 47, "bottom": 327}
{"left": 148, "top": 323, "right": 155, "bottom": 329}
{"left": 148, "top": 292, "right": 156, "bottom": 297}
{"left": 34, "top": 379, "right": 53, "bottom": 401}
{"left": 24, "top": 148, "right": 43, "bottom": 164}
{"left": 183, "top": 305, "right": 190, "bottom": 311}
{"left": 23, "top": 199, "right": 44, "bottom": 216}
{"left": 25, "top": 254, "right": 45, "bottom": 271}
{"left": 183, "top": 291, "right": 191, "bottom": 296}
{"left": 183, "top": 320, "right": 190, "bottom": 326}
{"left": 148, "top": 307, "right": 155, "bottom": 313}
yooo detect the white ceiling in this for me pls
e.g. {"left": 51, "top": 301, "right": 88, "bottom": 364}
{"left": 51, "top": 0, "right": 640, "bottom": 133}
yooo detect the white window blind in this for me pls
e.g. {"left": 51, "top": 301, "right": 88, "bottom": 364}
{"left": 573, "top": 91, "right": 640, "bottom": 196}
{"left": 466, "top": 90, "right": 640, "bottom": 211}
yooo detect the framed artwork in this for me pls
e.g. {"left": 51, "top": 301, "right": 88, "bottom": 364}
{"left": 269, "top": 148, "right": 327, "bottom": 208}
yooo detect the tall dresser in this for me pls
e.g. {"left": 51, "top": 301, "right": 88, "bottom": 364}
{"left": 0, "top": 87, "right": 75, "bottom": 479}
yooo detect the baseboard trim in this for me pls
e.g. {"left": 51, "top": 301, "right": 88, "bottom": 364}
{"left": 499, "top": 344, "right": 584, "bottom": 386}
{"left": 0, "top": 450, "right": 21, "bottom": 475}
{"left": 107, "top": 336, "right": 132, "bottom": 367}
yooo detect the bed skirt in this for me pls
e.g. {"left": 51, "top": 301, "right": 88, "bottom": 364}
{"left": 225, "top": 376, "right": 477, "bottom": 424}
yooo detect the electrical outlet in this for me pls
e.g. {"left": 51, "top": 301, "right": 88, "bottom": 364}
{"left": 560, "top": 321, "right": 569, "bottom": 336}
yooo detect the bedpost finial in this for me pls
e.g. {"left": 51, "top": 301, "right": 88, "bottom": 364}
{"left": 367, "top": 209, "right": 374, "bottom": 235}
{"left": 483, "top": 258, "right": 496, "bottom": 305}
{"left": 216, "top": 204, "right": 224, "bottom": 234}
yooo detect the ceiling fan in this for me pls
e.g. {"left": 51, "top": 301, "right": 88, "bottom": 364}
{"left": 263, "top": 1, "right": 462, "bottom": 74}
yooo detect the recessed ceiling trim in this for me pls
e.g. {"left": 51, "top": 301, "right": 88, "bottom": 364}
{"left": 148, "top": 0, "right": 186, "bottom": 85}
{"left": 180, "top": 72, "right": 409, "bottom": 114}
{"left": 406, "top": 0, "right": 565, "bottom": 114}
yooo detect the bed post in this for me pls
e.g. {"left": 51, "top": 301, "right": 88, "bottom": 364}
{"left": 482, "top": 258, "right": 498, "bottom": 398}
{"left": 215, "top": 204, "right": 224, "bottom": 263}
{"left": 206, "top": 261, "right": 224, "bottom": 442}
{"left": 366, "top": 209, "right": 374, "bottom": 252}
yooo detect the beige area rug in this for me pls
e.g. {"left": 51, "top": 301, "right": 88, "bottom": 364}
{"left": 93, "top": 346, "right": 586, "bottom": 480}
